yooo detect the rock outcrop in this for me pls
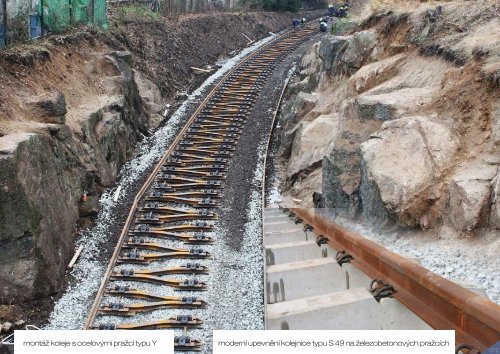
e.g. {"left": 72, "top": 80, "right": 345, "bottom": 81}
{"left": 446, "top": 159, "right": 499, "bottom": 233}
{"left": 0, "top": 133, "right": 79, "bottom": 302}
{"left": 491, "top": 170, "right": 500, "bottom": 230}
{"left": 0, "top": 51, "right": 152, "bottom": 304}
{"left": 277, "top": 3, "right": 500, "bottom": 238}
{"left": 319, "top": 30, "right": 377, "bottom": 75}
{"left": 288, "top": 114, "right": 339, "bottom": 179}
{"left": 360, "top": 116, "right": 460, "bottom": 226}
{"left": 27, "top": 91, "right": 67, "bottom": 124}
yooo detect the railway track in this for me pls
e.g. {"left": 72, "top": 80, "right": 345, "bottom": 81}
{"left": 262, "top": 207, "right": 500, "bottom": 351}
{"left": 83, "top": 27, "right": 316, "bottom": 351}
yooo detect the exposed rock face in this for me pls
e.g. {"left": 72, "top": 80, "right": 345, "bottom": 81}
{"left": 0, "top": 51, "right": 151, "bottom": 304}
{"left": 355, "top": 87, "right": 435, "bottom": 121}
{"left": 319, "top": 31, "right": 377, "bottom": 75}
{"left": 492, "top": 101, "right": 500, "bottom": 147}
{"left": 342, "top": 31, "right": 377, "bottom": 71}
{"left": 322, "top": 147, "right": 361, "bottom": 214}
{"left": 0, "top": 134, "right": 78, "bottom": 303}
{"left": 134, "top": 69, "right": 165, "bottom": 130}
{"left": 491, "top": 170, "right": 500, "bottom": 230}
{"left": 288, "top": 114, "right": 339, "bottom": 179}
{"left": 319, "top": 36, "right": 350, "bottom": 71}
{"left": 447, "top": 164, "right": 497, "bottom": 233}
{"left": 292, "top": 92, "right": 318, "bottom": 120}
{"left": 287, "top": 42, "right": 324, "bottom": 96}
{"left": 27, "top": 91, "right": 67, "bottom": 124}
{"left": 278, "top": 4, "right": 499, "bottom": 240}
{"left": 347, "top": 53, "right": 407, "bottom": 94}
{"left": 360, "top": 117, "right": 460, "bottom": 226}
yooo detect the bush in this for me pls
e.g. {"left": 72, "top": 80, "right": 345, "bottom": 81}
{"left": 114, "top": 4, "right": 159, "bottom": 23}
{"left": 262, "top": 0, "right": 301, "bottom": 12}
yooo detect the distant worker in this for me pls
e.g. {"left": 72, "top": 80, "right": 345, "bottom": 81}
{"left": 292, "top": 18, "right": 301, "bottom": 29}
{"left": 336, "top": 1, "right": 350, "bottom": 18}
{"left": 319, "top": 21, "right": 328, "bottom": 32}
{"left": 319, "top": 17, "right": 325, "bottom": 23}
{"left": 328, "top": 4, "right": 335, "bottom": 17}
{"left": 301, "top": 17, "right": 306, "bottom": 25}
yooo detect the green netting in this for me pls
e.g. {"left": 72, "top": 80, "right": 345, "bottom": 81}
{"left": 38, "top": 0, "right": 106, "bottom": 32}
{"left": 72, "top": 0, "right": 89, "bottom": 23}
{"left": 41, "top": 0, "right": 71, "bottom": 32}
{"left": 93, "top": 0, "right": 107, "bottom": 29}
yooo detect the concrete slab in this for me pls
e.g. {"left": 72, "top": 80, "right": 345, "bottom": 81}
{"left": 265, "top": 222, "right": 305, "bottom": 233}
{"left": 266, "top": 258, "right": 346, "bottom": 303}
{"left": 265, "top": 240, "right": 321, "bottom": 265}
{"left": 264, "top": 229, "right": 306, "bottom": 245}
{"left": 344, "top": 263, "right": 372, "bottom": 290}
{"left": 263, "top": 215, "right": 291, "bottom": 223}
{"left": 378, "top": 298, "right": 432, "bottom": 329}
{"left": 323, "top": 245, "right": 371, "bottom": 289}
{"left": 264, "top": 209, "right": 285, "bottom": 217}
{"left": 266, "top": 287, "right": 380, "bottom": 330}
{"left": 304, "top": 230, "right": 319, "bottom": 242}
{"left": 321, "top": 244, "right": 339, "bottom": 259}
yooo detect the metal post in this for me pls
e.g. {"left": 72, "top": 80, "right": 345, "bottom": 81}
{"left": 40, "top": 0, "right": 44, "bottom": 36}
{"left": 69, "top": 0, "right": 72, "bottom": 24}
{"left": 89, "top": 0, "right": 94, "bottom": 24}
{"left": 2, "top": 0, "right": 7, "bottom": 46}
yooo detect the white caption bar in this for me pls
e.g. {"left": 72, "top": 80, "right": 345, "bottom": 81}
{"left": 213, "top": 330, "right": 455, "bottom": 354}
{"left": 14, "top": 330, "right": 173, "bottom": 354}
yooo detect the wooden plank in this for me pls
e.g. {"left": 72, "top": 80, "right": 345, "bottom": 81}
{"left": 67, "top": 245, "right": 84, "bottom": 270}
{"left": 191, "top": 66, "right": 212, "bottom": 73}
{"left": 242, "top": 32, "right": 252, "bottom": 42}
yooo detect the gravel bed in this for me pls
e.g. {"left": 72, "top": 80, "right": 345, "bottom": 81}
{"left": 46, "top": 30, "right": 321, "bottom": 354}
{"left": 334, "top": 216, "right": 500, "bottom": 304}
{"left": 46, "top": 34, "right": 278, "bottom": 330}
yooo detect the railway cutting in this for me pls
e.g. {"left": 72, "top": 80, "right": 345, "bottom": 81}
{"left": 83, "top": 27, "right": 317, "bottom": 351}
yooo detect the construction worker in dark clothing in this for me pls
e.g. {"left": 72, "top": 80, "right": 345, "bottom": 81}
{"left": 300, "top": 17, "right": 306, "bottom": 26}
{"left": 327, "top": 1, "right": 350, "bottom": 19}
{"left": 328, "top": 4, "right": 335, "bottom": 17}
{"left": 319, "top": 21, "right": 328, "bottom": 32}
{"left": 339, "top": 1, "right": 351, "bottom": 17}
{"left": 337, "top": 2, "right": 348, "bottom": 17}
{"left": 292, "top": 18, "right": 301, "bottom": 29}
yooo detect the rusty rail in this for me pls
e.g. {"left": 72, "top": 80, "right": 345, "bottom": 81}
{"left": 290, "top": 208, "right": 500, "bottom": 351}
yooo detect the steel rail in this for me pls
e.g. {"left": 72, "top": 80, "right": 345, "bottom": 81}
{"left": 290, "top": 208, "right": 500, "bottom": 351}
{"left": 261, "top": 76, "right": 292, "bottom": 330}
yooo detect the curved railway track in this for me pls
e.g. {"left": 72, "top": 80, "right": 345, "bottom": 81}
{"left": 82, "top": 21, "right": 500, "bottom": 353}
{"left": 83, "top": 27, "right": 316, "bottom": 351}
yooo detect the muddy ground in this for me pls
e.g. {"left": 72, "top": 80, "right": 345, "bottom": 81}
{"left": 0, "top": 12, "right": 298, "bottom": 133}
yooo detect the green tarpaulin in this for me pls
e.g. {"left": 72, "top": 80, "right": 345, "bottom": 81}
{"left": 39, "top": 0, "right": 106, "bottom": 32}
